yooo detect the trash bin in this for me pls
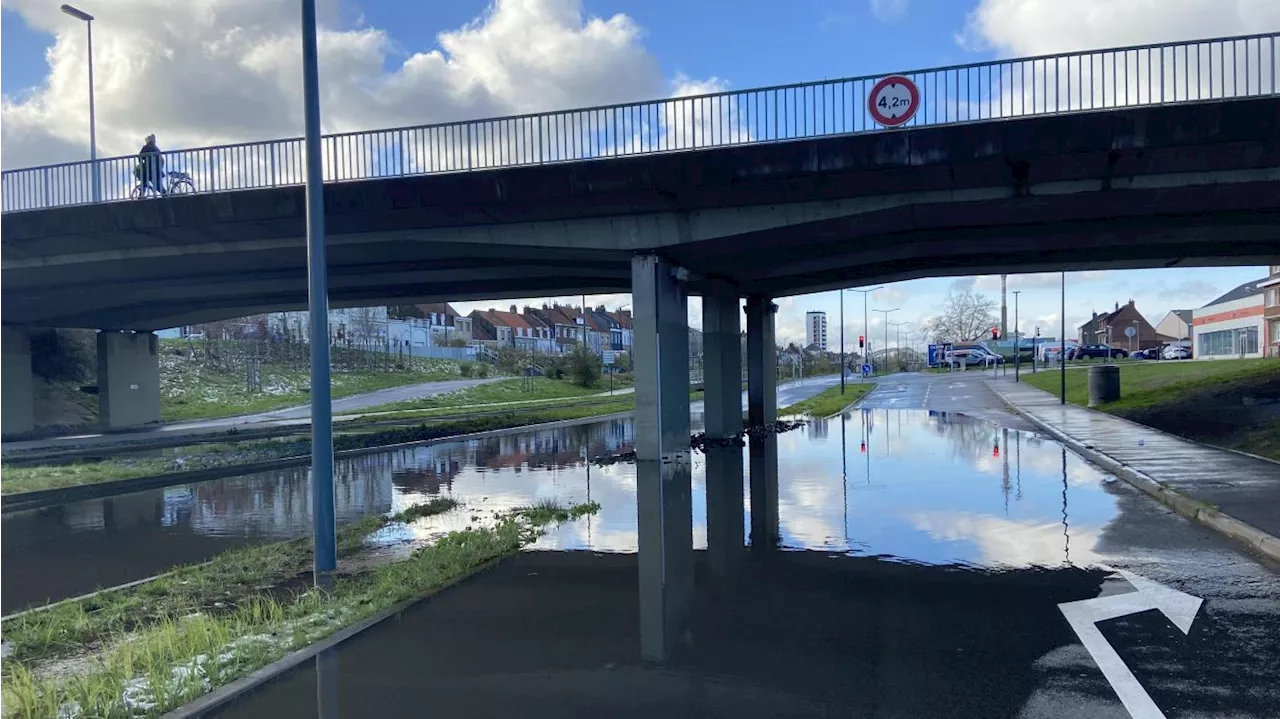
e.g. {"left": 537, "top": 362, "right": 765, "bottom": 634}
{"left": 1087, "top": 364, "right": 1120, "bottom": 407}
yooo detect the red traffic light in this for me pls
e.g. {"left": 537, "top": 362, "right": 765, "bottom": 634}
{"left": 858, "top": 335, "right": 865, "bottom": 348}
{"left": 860, "top": 442, "right": 866, "bottom": 453}
{"left": 993, "top": 443, "right": 1000, "bottom": 458}
{"left": 991, "top": 328, "right": 1000, "bottom": 340}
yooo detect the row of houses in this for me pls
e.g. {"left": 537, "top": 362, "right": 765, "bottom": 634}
{"left": 172, "top": 302, "right": 636, "bottom": 357}
{"left": 1076, "top": 264, "right": 1280, "bottom": 359}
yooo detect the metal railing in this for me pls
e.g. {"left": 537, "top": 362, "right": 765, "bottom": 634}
{"left": 3, "top": 32, "right": 1276, "bottom": 213}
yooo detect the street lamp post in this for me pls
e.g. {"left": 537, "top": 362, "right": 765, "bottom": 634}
{"left": 889, "top": 321, "right": 909, "bottom": 372}
{"left": 873, "top": 308, "right": 900, "bottom": 375}
{"left": 840, "top": 289, "right": 845, "bottom": 394}
{"left": 300, "top": 0, "right": 336, "bottom": 584}
{"left": 847, "top": 286, "right": 883, "bottom": 374}
{"left": 61, "top": 4, "right": 99, "bottom": 203}
{"left": 1012, "top": 290, "right": 1021, "bottom": 381}
{"left": 1131, "top": 319, "right": 1139, "bottom": 355}
{"left": 1060, "top": 272, "right": 1067, "bottom": 405}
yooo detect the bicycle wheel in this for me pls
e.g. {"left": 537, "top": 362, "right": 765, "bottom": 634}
{"left": 168, "top": 177, "right": 194, "bottom": 195}
{"left": 131, "top": 184, "right": 147, "bottom": 199}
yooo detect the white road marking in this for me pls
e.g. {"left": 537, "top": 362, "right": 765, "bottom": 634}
{"left": 1058, "top": 569, "right": 1203, "bottom": 719}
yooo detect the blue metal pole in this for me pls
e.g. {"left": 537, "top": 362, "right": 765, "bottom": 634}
{"left": 301, "top": 0, "right": 335, "bottom": 579}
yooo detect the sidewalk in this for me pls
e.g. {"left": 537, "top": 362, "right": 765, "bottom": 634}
{"left": 988, "top": 377, "right": 1280, "bottom": 563}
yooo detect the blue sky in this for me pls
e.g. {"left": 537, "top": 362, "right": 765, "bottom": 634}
{"left": 2, "top": 0, "right": 1273, "bottom": 344}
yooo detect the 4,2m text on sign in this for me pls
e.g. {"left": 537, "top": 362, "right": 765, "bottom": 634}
{"left": 867, "top": 75, "right": 920, "bottom": 127}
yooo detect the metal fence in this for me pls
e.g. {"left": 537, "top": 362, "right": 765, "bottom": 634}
{"left": 3, "top": 33, "right": 1276, "bottom": 213}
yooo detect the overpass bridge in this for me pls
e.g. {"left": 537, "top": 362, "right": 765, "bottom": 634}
{"left": 2, "top": 33, "right": 1277, "bottom": 435}
{"left": 3, "top": 31, "right": 1279, "bottom": 660}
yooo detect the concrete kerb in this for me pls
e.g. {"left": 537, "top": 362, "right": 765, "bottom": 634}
{"left": 160, "top": 554, "right": 514, "bottom": 719}
{"left": 985, "top": 381, "right": 1280, "bottom": 565}
{"left": 2, "top": 410, "right": 634, "bottom": 514}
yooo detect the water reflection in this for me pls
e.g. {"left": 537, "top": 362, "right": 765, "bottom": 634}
{"left": 4, "top": 410, "right": 1116, "bottom": 614}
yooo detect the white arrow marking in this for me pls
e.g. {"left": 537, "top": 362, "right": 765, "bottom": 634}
{"left": 1058, "top": 569, "right": 1203, "bottom": 719}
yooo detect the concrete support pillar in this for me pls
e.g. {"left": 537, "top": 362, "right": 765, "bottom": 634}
{"left": 701, "top": 282, "right": 744, "bottom": 578}
{"left": 97, "top": 331, "right": 160, "bottom": 429}
{"left": 744, "top": 296, "right": 779, "bottom": 553}
{"left": 2, "top": 326, "right": 34, "bottom": 435}
{"left": 631, "top": 255, "right": 692, "bottom": 662}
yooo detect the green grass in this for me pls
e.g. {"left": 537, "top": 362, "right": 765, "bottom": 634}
{"left": 1, "top": 501, "right": 599, "bottom": 718}
{"left": 781, "top": 383, "right": 875, "bottom": 418}
{"left": 362, "top": 376, "right": 632, "bottom": 414}
{"left": 1, "top": 400, "right": 639, "bottom": 496}
{"left": 158, "top": 348, "right": 480, "bottom": 423}
{"left": 1021, "top": 358, "right": 1278, "bottom": 411}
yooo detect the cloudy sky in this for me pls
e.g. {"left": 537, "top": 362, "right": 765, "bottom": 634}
{"left": 3, "top": 0, "right": 1276, "bottom": 347}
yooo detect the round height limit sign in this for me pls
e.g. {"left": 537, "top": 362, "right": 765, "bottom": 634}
{"left": 868, "top": 75, "right": 920, "bottom": 127}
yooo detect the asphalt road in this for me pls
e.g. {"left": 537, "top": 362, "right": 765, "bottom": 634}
{"left": 858, "top": 369, "right": 1037, "bottom": 429}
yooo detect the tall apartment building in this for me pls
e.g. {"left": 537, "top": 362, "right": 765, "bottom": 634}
{"left": 806, "top": 311, "right": 829, "bottom": 351}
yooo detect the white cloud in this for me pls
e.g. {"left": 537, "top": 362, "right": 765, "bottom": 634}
{"left": 869, "top": 0, "right": 909, "bottom": 24}
{"left": 959, "top": 0, "right": 1280, "bottom": 57}
{"left": 1, "top": 0, "right": 670, "bottom": 169}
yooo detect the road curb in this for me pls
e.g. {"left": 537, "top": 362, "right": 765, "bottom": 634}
{"left": 2, "top": 411, "right": 633, "bottom": 514}
{"left": 986, "top": 381, "right": 1280, "bottom": 565}
{"left": 160, "top": 554, "right": 513, "bottom": 719}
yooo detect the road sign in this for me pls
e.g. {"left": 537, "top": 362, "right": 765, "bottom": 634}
{"left": 861, "top": 363, "right": 872, "bottom": 376}
{"left": 602, "top": 350, "right": 616, "bottom": 366}
{"left": 1058, "top": 568, "right": 1202, "bottom": 719}
{"left": 1125, "top": 326, "right": 1137, "bottom": 338}
{"left": 867, "top": 75, "right": 920, "bottom": 127}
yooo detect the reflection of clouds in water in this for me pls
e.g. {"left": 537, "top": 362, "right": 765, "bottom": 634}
{"left": 907, "top": 511, "right": 1102, "bottom": 567}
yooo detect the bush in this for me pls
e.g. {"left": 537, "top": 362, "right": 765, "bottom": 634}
{"left": 568, "top": 345, "right": 602, "bottom": 388}
{"left": 459, "top": 363, "right": 474, "bottom": 378}
{"left": 473, "top": 363, "right": 490, "bottom": 378}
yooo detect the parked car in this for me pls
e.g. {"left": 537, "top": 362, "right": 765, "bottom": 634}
{"left": 944, "top": 349, "right": 988, "bottom": 367}
{"left": 1069, "top": 344, "right": 1128, "bottom": 360}
{"left": 1161, "top": 345, "right": 1192, "bottom": 360}
{"left": 1130, "top": 348, "right": 1159, "bottom": 359}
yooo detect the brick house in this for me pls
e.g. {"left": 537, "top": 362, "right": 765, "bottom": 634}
{"left": 1077, "top": 300, "right": 1163, "bottom": 353}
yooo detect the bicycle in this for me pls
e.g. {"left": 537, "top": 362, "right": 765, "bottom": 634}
{"left": 131, "top": 169, "right": 195, "bottom": 198}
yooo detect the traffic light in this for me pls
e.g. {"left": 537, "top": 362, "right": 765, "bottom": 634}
{"left": 858, "top": 335, "right": 865, "bottom": 348}
{"left": 993, "top": 441, "right": 1000, "bottom": 458}
{"left": 991, "top": 327, "right": 1000, "bottom": 340}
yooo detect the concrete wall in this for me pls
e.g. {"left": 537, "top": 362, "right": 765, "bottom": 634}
{"left": 1, "top": 326, "right": 33, "bottom": 434}
{"left": 97, "top": 331, "right": 161, "bottom": 428}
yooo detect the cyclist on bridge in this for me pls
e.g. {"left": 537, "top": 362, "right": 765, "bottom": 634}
{"left": 135, "top": 134, "right": 166, "bottom": 196}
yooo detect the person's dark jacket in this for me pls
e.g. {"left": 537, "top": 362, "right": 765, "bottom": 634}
{"left": 138, "top": 140, "right": 163, "bottom": 177}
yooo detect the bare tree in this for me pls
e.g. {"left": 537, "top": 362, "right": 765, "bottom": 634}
{"left": 923, "top": 288, "right": 998, "bottom": 343}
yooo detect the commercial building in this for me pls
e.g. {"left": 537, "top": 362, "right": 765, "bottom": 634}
{"left": 1192, "top": 278, "right": 1267, "bottom": 360}
{"left": 806, "top": 311, "right": 828, "bottom": 351}
{"left": 1261, "top": 265, "right": 1280, "bottom": 358}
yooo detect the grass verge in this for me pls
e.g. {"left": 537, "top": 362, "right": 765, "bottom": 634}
{"left": 2, "top": 399, "right": 638, "bottom": 496}
{"left": 1, "top": 500, "right": 600, "bottom": 718}
{"left": 361, "top": 376, "right": 633, "bottom": 414}
{"left": 781, "top": 383, "right": 875, "bottom": 417}
{"left": 1021, "top": 358, "right": 1280, "bottom": 459}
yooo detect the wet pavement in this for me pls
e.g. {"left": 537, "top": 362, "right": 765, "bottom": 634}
{"left": 192, "top": 400, "right": 1278, "bottom": 719}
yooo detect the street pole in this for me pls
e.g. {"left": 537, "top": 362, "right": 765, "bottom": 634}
{"left": 847, "top": 286, "right": 882, "bottom": 374}
{"left": 840, "top": 289, "right": 845, "bottom": 395}
{"left": 1060, "top": 271, "right": 1067, "bottom": 405}
{"left": 889, "top": 321, "right": 909, "bottom": 372}
{"left": 301, "top": 0, "right": 335, "bottom": 583}
{"left": 873, "top": 308, "right": 900, "bottom": 376}
{"left": 61, "top": 4, "right": 98, "bottom": 202}
{"left": 1012, "top": 290, "right": 1021, "bottom": 382}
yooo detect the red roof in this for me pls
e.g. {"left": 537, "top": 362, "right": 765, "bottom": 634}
{"left": 472, "top": 309, "right": 531, "bottom": 330}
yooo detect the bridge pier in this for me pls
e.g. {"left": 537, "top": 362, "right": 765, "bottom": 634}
{"left": 745, "top": 296, "right": 780, "bottom": 554}
{"left": 631, "top": 255, "right": 693, "bottom": 662}
{"left": 2, "top": 326, "right": 34, "bottom": 435}
{"left": 97, "top": 331, "right": 160, "bottom": 429}
{"left": 702, "top": 281, "right": 745, "bottom": 579}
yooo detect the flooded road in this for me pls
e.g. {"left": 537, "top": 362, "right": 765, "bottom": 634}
{"left": 7, "top": 371, "right": 1280, "bottom": 717}
{"left": 183, "top": 401, "right": 1277, "bottom": 719}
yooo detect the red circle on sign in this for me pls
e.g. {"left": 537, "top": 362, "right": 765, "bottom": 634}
{"left": 867, "top": 75, "right": 920, "bottom": 127}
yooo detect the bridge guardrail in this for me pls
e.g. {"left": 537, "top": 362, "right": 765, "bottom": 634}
{"left": 3, "top": 32, "right": 1276, "bottom": 213}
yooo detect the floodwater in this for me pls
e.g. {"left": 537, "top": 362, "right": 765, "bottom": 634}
{"left": 7, "top": 407, "right": 1280, "bottom": 717}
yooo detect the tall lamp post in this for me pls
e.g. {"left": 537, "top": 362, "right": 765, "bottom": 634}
{"left": 1060, "top": 272, "right": 1067, "bottom": 405}
{"left": 873, "top": 308, "right": 900, "bottom": 375}
{"left": 840, "top": 289, "right": 845, "bottom": 394}
{"left": 1012, "top": 290, "right": 1021, "bottom": 381}
{"left": 889, "top": 321, "right": 909, "bottom": 372}
{"left": 61, "top": 4, "right": 99, "bottom": 202}
{"left": 300, "top": 0, "right": 336, "bottom": 585}
{"left": 847, "top": 286, "right": 883, "bottom": 375}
